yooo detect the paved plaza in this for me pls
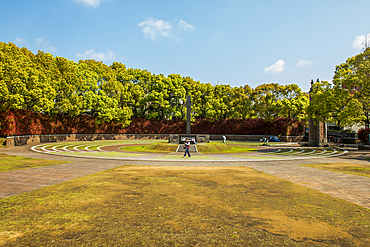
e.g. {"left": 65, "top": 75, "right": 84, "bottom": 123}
{"left": 1, "top": 143, "right": 370, "bottom": 209}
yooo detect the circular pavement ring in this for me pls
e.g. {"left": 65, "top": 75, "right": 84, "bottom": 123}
{"left": 30, "top": 142, "right": 349, "bottom": 162}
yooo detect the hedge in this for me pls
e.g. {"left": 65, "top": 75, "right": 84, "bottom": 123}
{"left": 358, "top": 128, "right": 370, "bottom": 144}
{"left": 0, "top": 109, "right": 305, "bottom": 137}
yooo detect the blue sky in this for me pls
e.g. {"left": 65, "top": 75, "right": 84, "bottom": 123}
{"left": 1, "top": 0, "right": 370, "bottom": 92}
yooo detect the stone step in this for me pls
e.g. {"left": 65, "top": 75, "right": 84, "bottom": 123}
{"left": 178, "top": 144, "right": 198, "bottom": 152}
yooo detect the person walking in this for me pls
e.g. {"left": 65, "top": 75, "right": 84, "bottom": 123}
{"left": 183, "top": 139, "right": 191, "bottom": 158}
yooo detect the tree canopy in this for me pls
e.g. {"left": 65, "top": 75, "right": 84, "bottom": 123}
{"left": 0, "top": 42, "right": 309, "bottom": 125}
{"left": 307, "top": 48, "right": 370, "bottom": 128}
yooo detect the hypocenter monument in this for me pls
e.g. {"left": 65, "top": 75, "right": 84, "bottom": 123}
{"left": 169, "top": 95, "right": 209, "bottom": 144}
{"left": 308, "top": 79, "right": 328, "bottom": 147}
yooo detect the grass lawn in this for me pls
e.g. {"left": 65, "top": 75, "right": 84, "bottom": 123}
{"left": 1, "top": 165, "right": 369, "bottom": 246}
{"left": 57, "top": 152, "right": 146, "bottom": 158}
{"left": 302, "top": 162, "right": 370, "bottom": 178}
{"left": 119, "top": 142, "right": 179, "bottom": 153}
{"left": 211, "top": 140, "right": 290, "bottom": 146}
{"left": 120, "top": 142, "right": 258, "bottom": 154}
{"left": 197, "top": 143, "right": 257, "bottom": 153}
{"left": 0, "top": 153, "right": 69, "bottom": 172}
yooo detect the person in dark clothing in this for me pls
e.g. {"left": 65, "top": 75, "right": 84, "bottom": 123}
{"left": 184, "top": 139, "right": 191, "bottom": 158}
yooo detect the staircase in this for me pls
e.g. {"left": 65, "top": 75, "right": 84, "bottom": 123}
{"left": 177, "top": 144, "right": 198, "bottom": 153}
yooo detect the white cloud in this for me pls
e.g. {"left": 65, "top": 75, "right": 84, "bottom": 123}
{"left": 178, "top": 20, "right": 196, "bottom": 32}
{"left": 14, "top": 37, "right": 26, "bottom": 44}
{"left": 353, "top": 33, "right": 370, "bottom": 50}
{"left": 76, "top": 49, "right": 116, "bottom": 62}
{"left": 35, "top": 38, "right": 43, "bottom": 46}
{"left": 296, "top": 60, "right": 313, "bottom": 67}
{"left": 263, "top": 59, "right": 286, "bottom": 73}
{"left": 138, "top": 18, "right": 195, "bottom": 40}
{"left": 75, "top": 0, "right": 106, "bottom": 7}
{"left": 138, "top": 18, "right": 172, "bottom": 40}
{"left": 35, "top": 38, "right": 58, "bottom": 52}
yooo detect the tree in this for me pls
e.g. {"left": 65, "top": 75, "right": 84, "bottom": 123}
{"left": 111, "top": 63, "right": 144, "bottom": 118}
{"left": 78, "top": 59, "right": 133, "bottom": 125}
{"left": 332, "top": 47, "right": 370, "bottom": 127}
{"left": 306, "top": 80, "right": 364, "bottom": 129}
{"left": 166, "top": 74, "right": 186, "bottom": 119}
{"left": 204, "top": 84, "right": 233, "bottom": 119}
{"left": 271, "top": 85, "right": 309, "bottom": 121}
{"left": 125, "top": 68, "right": 154, "bottom": 118}
{"left": 0, "top": 43, "right": 57, "bottom": 113}
{"left": 185, "top": 78, "right": 210, "bottom": 120}
{"left": 53, "top": 57, "right": 85, "bottom": 116}
{"left": 229, "top": 85, "right": 256, "bottom": 119}
{"left": 252, "top": 83, "right": 285, "bottom": 120}
{"left": 1, "top": 41, "right": 314, "bottom": 127}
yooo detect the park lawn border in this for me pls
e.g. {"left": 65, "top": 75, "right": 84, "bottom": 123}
{"left": 301, "top": 162, "right": 370, "bottom": 178}
{"left": 0, "top": 153, "right": 70, "bottom": 172}
{"left": 0, "top": 165, "right": 369, "bottom": 246}
{"left": 57, "top": 151, "right": 147, "bottom": 158}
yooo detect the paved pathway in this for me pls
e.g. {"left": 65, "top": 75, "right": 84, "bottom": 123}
{"left": 30, "top": 142, "right": 348, "bottom": 161}
{"left": 0, "top": 162, "right": 122, "bottom": 199}
{"left": 1, "top": 144, "right": 370, "bottom": 209}
{"left": 246, "top": 162, "right": 370, "bottom": 208}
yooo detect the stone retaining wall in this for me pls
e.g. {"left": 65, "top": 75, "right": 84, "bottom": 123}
{"left": 210, "top": 134, "right": 304, "bottom": 142}
{"left": 6, "top": 134, "right": 170, "bottom": 147}
{"left": 6, "top": 133, "right": 305, "bottom": 146}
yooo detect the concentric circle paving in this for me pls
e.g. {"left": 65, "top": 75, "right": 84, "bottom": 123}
{"left": 31, "top": 140, "right": 348, "bottom": 161}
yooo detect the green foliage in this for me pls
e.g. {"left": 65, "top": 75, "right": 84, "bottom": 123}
{"left": 272, "top": 95, "right": 309, "bottom": 121}
{"left": 0, "top": 42, "right": 309, "bottom": 131}
{"left": 308, "top": 48, "right": 370, "bottom": 128}
{"left": 229, "top": 85, "right": 255, "bottom": 119}
{"left": 330, "top": 48, "right": 370, "bottom": 127}
{"left": 0, "top": 43, "right": 56, "bottom": 112}
{"left": 307, "top": 79, "right": 365, "bottom": 128}
{"left": 252, "top": 83, "right": 307, "bottom": 121}
{"left": 252, "top": 83, "right": 285, "bottom": 120}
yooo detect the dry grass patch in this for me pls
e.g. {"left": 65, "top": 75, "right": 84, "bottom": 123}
{"left": 0, "top": 166, "right": 370, "bottom": 246}
{"left": 120, "top": 143, "right": 178, "bottom": 153}
{"left": 0, "top": 153, "right": 69, "bottom": 172}
{"left": 196, "top": 143, "right": 257, "bottom": 153}
{"left": 302, "top": 162, "right": 370, "bottom": 177}
{"left": 120, "top": 142, "right": 257, "bottom": 154}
